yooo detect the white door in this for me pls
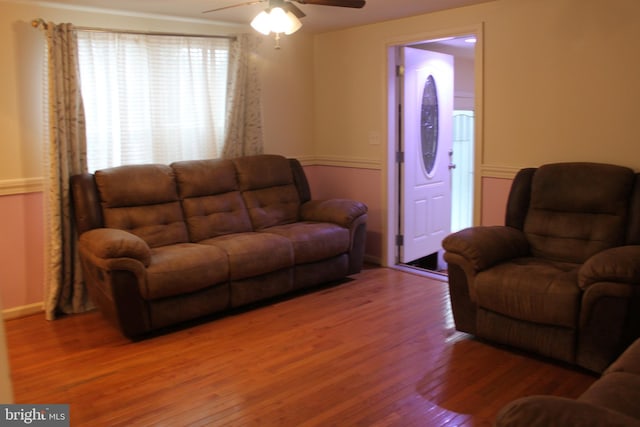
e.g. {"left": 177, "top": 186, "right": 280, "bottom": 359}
{"left": 400, "top": 47, "right": 454, "bottom": 264}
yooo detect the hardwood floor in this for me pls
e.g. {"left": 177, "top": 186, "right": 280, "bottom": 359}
{"left": 5, "top": 266, "right": 597, "bottom": 426}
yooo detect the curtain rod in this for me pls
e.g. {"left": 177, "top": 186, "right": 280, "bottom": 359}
{"left": 31, "top": 18, "right": 236, "bottom": 41}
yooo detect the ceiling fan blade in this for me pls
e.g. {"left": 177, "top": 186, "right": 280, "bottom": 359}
{"left": 294, "top": 0, "right": 365, "bottom": 8}
{"left": 283, "top": 2, "right": 306, "bottom": 18}
{"left": 202, "top": 0, "right": 265, "bottom": 14}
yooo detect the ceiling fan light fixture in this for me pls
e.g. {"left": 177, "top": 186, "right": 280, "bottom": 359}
{"left": 282, "top": 10, "right": 302, "bottom": 35}
{"left": 250, "top": 6, "right": 302, "bottom": 36}
{"left": 250, "top": 10, "right": 272, "bottom": 35}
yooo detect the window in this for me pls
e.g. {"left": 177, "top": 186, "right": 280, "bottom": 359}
{"left": 77, "top": 31, "right": 230, "bottom": 172}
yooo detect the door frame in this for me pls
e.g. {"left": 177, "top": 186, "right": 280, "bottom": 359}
{"left": 383, "top": 24, "right": 484, "bottom": 268}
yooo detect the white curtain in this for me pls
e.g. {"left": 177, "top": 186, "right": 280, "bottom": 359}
{"left": 77, "top": 32, "right": 231, "bottom": 171}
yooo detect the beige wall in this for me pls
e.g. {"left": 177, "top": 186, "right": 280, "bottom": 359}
{"left": 484, "top": 0, "right": 640, "bottom": 169}
{"left": 314, "top": 0, "right": 640, "bottom": 172}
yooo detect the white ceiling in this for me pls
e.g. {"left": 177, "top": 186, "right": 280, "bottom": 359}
{"left": 39, "top": 0, "right": 494, "bottom": 33}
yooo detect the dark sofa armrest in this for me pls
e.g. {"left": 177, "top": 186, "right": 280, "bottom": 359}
{"left": 442, "top": 226, "right": 530, "bottom": 271}
{"left": 79, "top": 228, "right": 152, "bottom": 267}
{"left": 576, "top": 246, "right": 640, "bottom": 372}
{"left": 78, "top": 228, "right": 152, "bottom": 338}
{"left": 495, "top": 395, "right": 640, "bottom": 427}
{"left": 300, "top": 199, "right": 368, "bottom": 227}
{"left": 579, "top": 246, "right": 640, "bottom": 289}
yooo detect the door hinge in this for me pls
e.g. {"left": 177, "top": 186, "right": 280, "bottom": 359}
{"left": 396, "top": 65, "right": 405, "bottom": 77}
{"left": 396, "top": 234, "right": 404, "bottom": 246}
{"left": 396, "top": 151, "right": 404, "bottom": 164}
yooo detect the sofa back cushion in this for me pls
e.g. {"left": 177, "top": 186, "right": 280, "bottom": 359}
{"left": 172, "top": 159, "right": 253, "bottom": 241}
{"left": 524, "top": 162, "right": 635, "bottom": 264}
{"left": 233, "top": 155, "right": 300, "bottom": 230}
{"left": 94, "top": 164, "right": 189, "bottom": 248}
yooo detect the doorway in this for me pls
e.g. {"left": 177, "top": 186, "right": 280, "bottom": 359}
{"left": 386, "top": 29, "right": 481, "bottom": 276}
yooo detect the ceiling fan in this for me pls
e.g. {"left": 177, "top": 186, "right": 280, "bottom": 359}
{"left": 203, "top": 0, "right": 366, "bottom": 46}
{"left": 203, "top": 0, "right": 366, "bottom": 18}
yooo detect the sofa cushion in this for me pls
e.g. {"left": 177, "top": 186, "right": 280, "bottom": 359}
{"left": 475, "top": 258, "right": 581, "bottom": 328}
{"left": 181, "top": 192, "right": 252, "bottom": 241}
{"left": 579, "top": 372, "right": 640, "bottom": 420}
{"left": 95, "top": 164, "right": 188, "bottom": 248}
{"left": 172, "top": 159, "right": 253, "bottom": 240}
{"left": 495, "top": 395, "right": 640, "bottom": 427}
{"left": 477, "top": 308, "right": 576, "bottom": 363}
{"left": 262, "top": 222, "right": 350, "bottom": 264}
{"left": 142, "top": 243, "right": 229, "bottom": 300}
{"left": 202, "top": 232, "right": 294, "bottom": 280}
{"left": 606, "top": 339, "right": 640, "bottom": 376}
{"left": 233, "top": 155, "right": 300, "bottom": 230}
{"left": 524, "top": 163, "right": 635, "bottom": 264}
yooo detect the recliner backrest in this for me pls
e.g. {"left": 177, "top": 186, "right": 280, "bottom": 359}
{"left": 510, "top": 162, "right": 636, "bottom": 264}
{"left": 94, "top": 164, "right": 189, "bottom": 248}
{"left": 171, "top": 158, "right": 253, "bottom": 242}
{"left": 233, "top": 154, "right": 301, "bottom": 230}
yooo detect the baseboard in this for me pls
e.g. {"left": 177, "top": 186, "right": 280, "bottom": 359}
{"left": 2, "top": 302, "right": 44, "bottom": 320}
{"left": 364, "top": 254, "right": 382, "bottom": 266}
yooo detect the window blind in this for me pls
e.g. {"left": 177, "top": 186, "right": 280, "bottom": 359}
{"left": 77, "top": 31, "right": 230, "bottom": 172}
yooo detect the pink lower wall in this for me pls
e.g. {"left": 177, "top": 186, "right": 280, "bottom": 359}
{"left": 303, "top": 165, "right": 383, "bottom": 262}
{"left": 0, "top": 172, "right": 514, "bottom": 311}
{"left": 0, "top": 192, "right": 44, "bottom": 311}
{"left": 480, "top": 177, "right": 512, "bottom": 226}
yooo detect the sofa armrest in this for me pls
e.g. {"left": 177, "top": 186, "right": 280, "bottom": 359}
{"left": 78, "top": 228, "right": 151, "bottom": 338}
{"left": 575, "top": 247, "right": 640, "bottom": 372}
{"left": 300, "top": 199, "right": 368, "bottom": 228}
{"left": 442, "top": 226, "right": 530, "bottom": 271}
{"left": 495, "top": 395, "right": 640, "bottom": 427}
{"left": 300, "top": 199, "right": 368, "bottom": 274}
{"left": 579, "top": 246, "right": 640, "bottom": 289}
{"left": 79, "top": 228, "right": 152, "bottom": 267}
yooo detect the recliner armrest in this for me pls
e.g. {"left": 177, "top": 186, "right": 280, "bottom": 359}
{"left": 442, "top": 226, "right": 530, "bottom": 271}
{"left": 495, "top": 395, "right": 640, "bottom": 427}
{"left": 579, "top": 246, "right": 640, "bottom": 289}
{"left": 79, "top": 228, "right": 152, "bottom": 267}
{"left": 300, "top": 199, "right": 368, "bottom": 228}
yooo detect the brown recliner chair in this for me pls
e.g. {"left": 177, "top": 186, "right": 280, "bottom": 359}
{"left": 443, "top": 162, "right": 640, "bottom": 373}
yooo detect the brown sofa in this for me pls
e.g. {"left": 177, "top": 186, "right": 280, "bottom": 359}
{"left": 443, "top": 162, "right": 640, "bottom": 373}
{"left": 495, "top": 337, "right": 640, "bottom": 426}
{"left": 71, "top": 154, "right": 368, "bottom": 338}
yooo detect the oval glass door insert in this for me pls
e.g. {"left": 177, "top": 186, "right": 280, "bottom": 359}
{"left": 420, "top": 74, "right": 439, "bottom": 175}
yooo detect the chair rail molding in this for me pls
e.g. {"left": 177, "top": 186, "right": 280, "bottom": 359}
{"left": 480, "top": 164, "right": 523, "bottom": 180}
{"left": 298, "top": 155, "right": 381, "bottom": 170}
{"left": 0, "top": 177, "right": 45, "bottom": 196}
